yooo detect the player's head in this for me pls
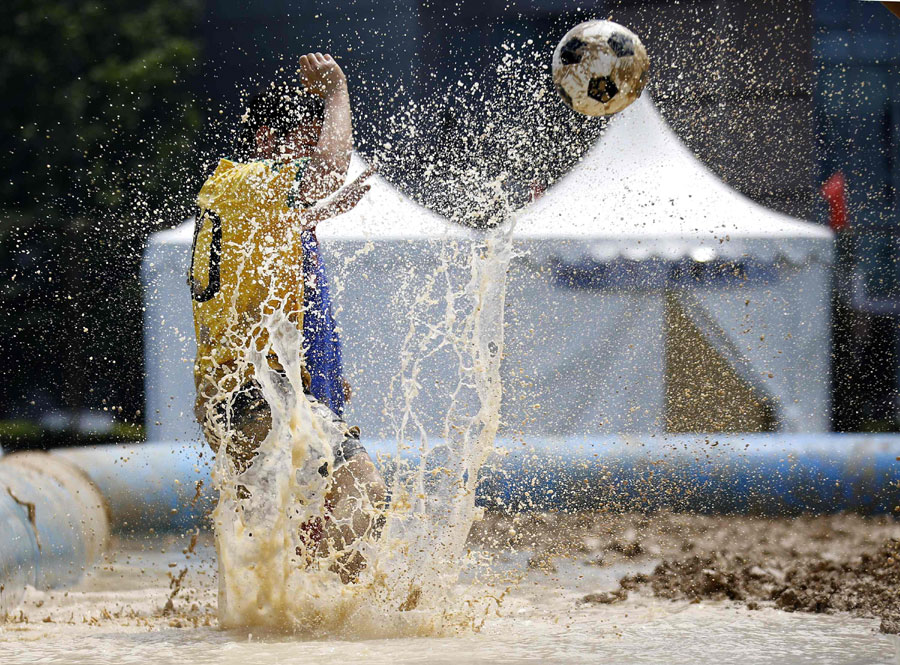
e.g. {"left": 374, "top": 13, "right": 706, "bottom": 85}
{"left": 238, "top": 82, "right": 325, "bottom": 161}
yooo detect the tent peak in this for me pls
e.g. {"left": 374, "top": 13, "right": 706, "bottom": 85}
{"left": 514, "top": 95, "right": 832, "bottom": 260}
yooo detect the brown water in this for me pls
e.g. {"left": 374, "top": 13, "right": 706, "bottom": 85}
{"left": 203, "top": 225, "right": 514, "bottom": 634}
{"left": 1, "top": 534, "right": 896, "bottom": 665}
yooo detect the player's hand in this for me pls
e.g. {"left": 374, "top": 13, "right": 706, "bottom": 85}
{"left": 299, "top": 53, "right": 346, "bottom": 98}
{"left": 324, "top": 167, "right": 375, "bottom": 216}
{"left": 305, "top": 167, "right": 375, "bottom": 226}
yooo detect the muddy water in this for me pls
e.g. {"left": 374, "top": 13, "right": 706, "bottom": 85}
{"left": 1, "top": 532, "right": 897, "bottom": 665}
{"left": 205, "top": 226, "right": 514, "bottom": 634}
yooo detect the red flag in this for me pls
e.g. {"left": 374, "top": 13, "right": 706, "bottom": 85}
{"left": 821, "top": 171, "right": 848, "bottom": 232}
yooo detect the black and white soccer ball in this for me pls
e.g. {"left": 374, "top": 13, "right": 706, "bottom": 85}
{"left": 552, "top": 20, "right": 650, "bottom": 116}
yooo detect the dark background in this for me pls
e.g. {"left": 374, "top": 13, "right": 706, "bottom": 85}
{"left": 0, "top": 0, "right": 897, "bottom": 447}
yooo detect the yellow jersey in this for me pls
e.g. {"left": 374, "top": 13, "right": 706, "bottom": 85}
{"left": 189, "top": 158, "right": 310, "bottom": 413}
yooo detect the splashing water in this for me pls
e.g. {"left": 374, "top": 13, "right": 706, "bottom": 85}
{"left": 203, "top": 41, "right": 568, "bottom": 637}
{"left": 209, "top": 217, "right": 516, "bottom": 636}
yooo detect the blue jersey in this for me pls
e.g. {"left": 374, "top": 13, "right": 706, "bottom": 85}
{"left": 301, "top": 230, "right": 345, "bottom": 416}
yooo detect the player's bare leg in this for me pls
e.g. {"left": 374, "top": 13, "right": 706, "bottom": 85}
{"left": 204, "top": 381, "right": 387, "bottom": 581}
{"left": 321, "top": 452, "right": 387, "bottom": 583}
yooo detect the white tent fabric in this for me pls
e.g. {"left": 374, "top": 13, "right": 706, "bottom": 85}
{"left": 505, "top": 95, "right": 832, "bottom": 433}
{"left": 142, "top": 96, "right": 833, "bottom": 444}
{"left": 516, "top": 97, "right": 833, "bottom": 432}
{"left": 515, "top": 95, "right": 833, "bottom": 264}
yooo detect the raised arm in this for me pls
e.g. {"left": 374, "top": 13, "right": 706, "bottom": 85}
{"left": 298, "top": 53, "right": 353, "bottom": 201}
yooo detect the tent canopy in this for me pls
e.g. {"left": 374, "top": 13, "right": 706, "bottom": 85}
{"left": 514, "top": 95, "right": 832, "bottom": 265}
{"left": 157, "top": 95, "right": 831, "bottom": 257}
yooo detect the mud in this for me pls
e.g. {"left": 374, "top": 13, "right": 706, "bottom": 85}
{"left": 4, "top": 513, "right": 900, "bottom": 664}
{"left": 6, "top": 512, "right": 899, "bottom": 639}
{"left": 470, "top": 511, "right": 900, "bottom": 633}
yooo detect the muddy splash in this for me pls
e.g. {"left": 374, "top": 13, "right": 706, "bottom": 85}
{"left": 208, "top": 221, "right": 514, "bottom": 636}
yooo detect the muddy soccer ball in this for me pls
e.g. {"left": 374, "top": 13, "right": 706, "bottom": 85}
{"left": 552, "top": 20, "right": 650, "bottom": 116}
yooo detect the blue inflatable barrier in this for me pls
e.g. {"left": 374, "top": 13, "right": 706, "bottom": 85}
{"left": 0, "top": 479, "right": 37, "bottom": 614}
{"left": 364, "top": 433, "right": 900, "bottom": 514}
{"left": 54, "top": 442, "right": 215, "bottom": 533}
{"left": 3, "top": 433, "right": 900, "bottom": 616}
{"left": 469, "top": 434, "right": 900, "bottom": 514}
{"left": 49, "top": 434, "right": 900, "bottom": 532}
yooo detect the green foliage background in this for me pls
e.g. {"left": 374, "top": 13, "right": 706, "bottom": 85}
{"left": 0, "top": 0, "right": 202, "bottom": 438}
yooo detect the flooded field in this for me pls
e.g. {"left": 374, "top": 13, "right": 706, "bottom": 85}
{"left": 3, "top": 513, "right": 899, "bottom": 665}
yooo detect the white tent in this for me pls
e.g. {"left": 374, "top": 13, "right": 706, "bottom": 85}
{"left": 143, "top": 95, "right": 832, "bottom": 444}
{"left": 505, "top": 95, "right": 833, "bottom": 434}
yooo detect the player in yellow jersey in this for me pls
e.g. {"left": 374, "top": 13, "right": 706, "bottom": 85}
{"left": 189, "top": 53, "right": 384, "bottom": 582}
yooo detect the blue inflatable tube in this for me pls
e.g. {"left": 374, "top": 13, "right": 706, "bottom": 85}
{"left": 0, "top": 478, "right": 37, "bottom": 614}
{"left": 43, "top": 434, "right": 900, "bottom": 537}
{"left": 53, "top": 442, "right": 215, "bottom": 533}
{"left": 2, "top": 433, "right": 899, "bottom": 615}
{"left": 468, "top": 434, "right": 900, "bottom": 514}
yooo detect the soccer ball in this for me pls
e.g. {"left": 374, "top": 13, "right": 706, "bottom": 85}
{"left": 552, "top": 20, "right": 650, "bottom": 116}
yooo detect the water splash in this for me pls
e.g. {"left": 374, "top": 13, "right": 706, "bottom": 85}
{"left": 205, "top": 41, "right": 549, "bottom": 637}
{"left": 208, "top": 218, "right": 515, "bottom": 636}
